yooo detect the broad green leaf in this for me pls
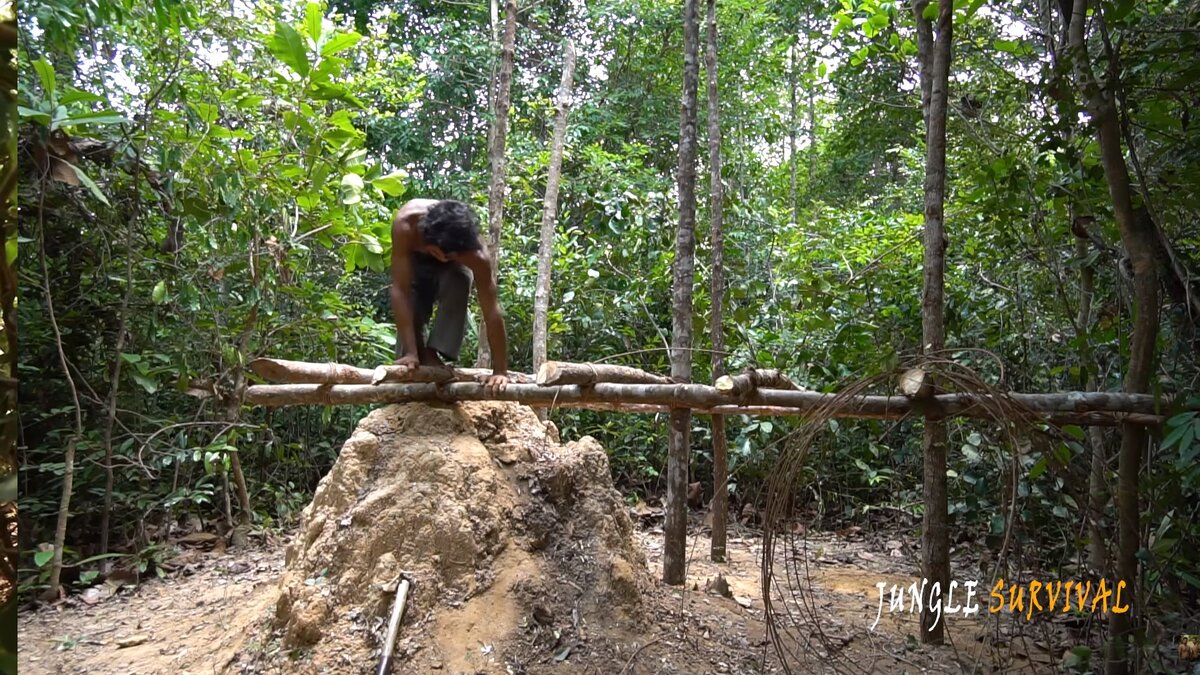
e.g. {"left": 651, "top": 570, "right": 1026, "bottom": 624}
{"left": 34, "top": 550, "right": 54, "bottom": 567}
{"left": 1062, "top": 425, "right": 1085, "bottom": 440}
{"left": 371, "top": 169, "right": 408, "bottom": 197}
{"left": 133, "top": 373, "right": 159, "bottom": 394}
{"left": 305, "top": 2, "right": 323, "bottom": 41}
{"left": 923, "top": 1, "right": 938, "bottom": 20}
{"left": 268, "top": 21, "right": 311, "bottom": 77}
{"left": 60, "top": 110, "right": 128, "bottom": 127}
{"left": 61, "top": 161, "right": 111, "bottom": 206}
{"left": 189, "top": 102, "right": 219, "bottom": 124}
{"left": 17, "top": 106, "right": 51, "bottom": 125}
{"left": 152, "top": 280, "right": 167, "bottom": 304}
{"left": 321, "top": 32, "right": 363, "bottom": 57}
{"left": 59, "top": 89, "right": 107, "bottom": 105}
{"left": 33, "top": 58, "right": 56, "bottom": 99}
{"left": 340, "top": 173, "right": 363, "bottom": 205}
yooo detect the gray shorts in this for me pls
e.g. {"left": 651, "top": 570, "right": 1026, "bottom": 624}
{"left": 399, "top": 256, "right": 473, "bottom": 362}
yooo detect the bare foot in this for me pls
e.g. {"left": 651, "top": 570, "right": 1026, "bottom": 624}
{"left": 420, "top": 348, "right": 451, "bottom": 370}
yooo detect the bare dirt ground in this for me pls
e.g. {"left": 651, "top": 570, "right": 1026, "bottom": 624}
{"left": 18, "top": 521, "right": 1075, "bottom": 674}
{"left": 18, "top": 402, "right": 1144, "bottom": 674}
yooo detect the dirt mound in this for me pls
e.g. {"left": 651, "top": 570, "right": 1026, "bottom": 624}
{"left": 271, "top": 401, "right": 652, "bottom": 673}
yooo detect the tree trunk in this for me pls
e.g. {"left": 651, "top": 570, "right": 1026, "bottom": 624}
{"left": 912, "top": 0, "right": 953, "bottom": 645}
{"left": 532, "top": 38, "right": 577, "bottom": 407}
{"left": 224, "top": 305, "right": 259, "bottom": 546}
{"left": 664, "top": 0, "right": 702, "bottom": 587}
{"left": 788, "top": 41, "right": 797, "bottom": 224}
{"left": 99, "top": 150, "right": 145, "bottom": 566}
{"left": 704, "top": 0, "right": 728, "bottom": 563}
{"left": 39, "top": 205, "right": 82, "bottom": 600}
{"left": 1065, "top": 3, "right": 1160, "bottom": 672}
{"left": 245, "top": 380, "right": 1178, "bottom": 424}
{"left": 1075, "top": 222, "right": 1111, "bottom": 571}
{"left": 477, "top": 0, "right": 518, "bottom": 368}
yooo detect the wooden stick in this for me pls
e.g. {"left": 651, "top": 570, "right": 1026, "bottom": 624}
{"left": 243, "top": 382, "right": 1176, "bottom": 426}
{"left": 714, "top": 369, "right": 798, "bottom": 395}
{"left": 377, "top": 578, "right": 411, "bottom": 675}
{"left": 536, "top": 361, "right": 674, "bottom": 386}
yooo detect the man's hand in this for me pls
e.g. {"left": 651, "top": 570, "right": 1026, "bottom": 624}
{"left": 484, "top": 372, "right": 509, "bottom": 396}
{"left": 394, "top": 353, "right": 420, "bottom": 374}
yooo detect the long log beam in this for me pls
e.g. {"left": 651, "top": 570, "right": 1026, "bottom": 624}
{"left": 247, "top": 358, "right": 530, "bottom": 385}
{"left": 536, "top": 361, "right": 674, "bottom": 386}
{"left": 243, "top": 382, "right": 1177, "bottom": 426}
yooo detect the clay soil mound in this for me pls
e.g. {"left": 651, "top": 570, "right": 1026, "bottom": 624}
{"left": 271, "top": 401, "right": 653, "bottom": 673}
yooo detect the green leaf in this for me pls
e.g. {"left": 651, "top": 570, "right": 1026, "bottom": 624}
{"left": 152, "top": 280, "right": 167, "bottom": 304}
{"left": 268, "top": 21, "right": 311, "bottom": 77}
{"left": 305, "top": 2, "right": 323, "bottom": 41}
{"left": 923, "top": 1, "right": 938, "bottom": 20}
{"left": 60, "top": 161, "right": 111, "bottom": 206}
{"left": 1028, "top": 456, "right": 1048, "bottom": 481}
{"left": 321, "top": 31, "right": 362, "bottom": 57}
{"left": 59, "top": 110, "right": 129, "bottom": 127}
{"left": 33, "top": 58, "right": 56, "bottom": 99}
{"left": 59, "top": 89, "right": 107, "bottom": 106}
{"left": 1160, "top": 418, "right": 1191, "bottom": 450}
{"left": 340, "top": 173, "right": 363, "bottom": 205}
{"left": 1062, "top": 425, "right": 1085, "bottom": 441}
{"left": 133, "top": 373, "right": 159, "bottom": 394}
{"left": 371, "top": 169, "right": 408, "bottom": 197}
{"left": 17, "top": 106, "right": 51, "bottom": 125}
{"left": 34, "top": 550, "right": 54, "bottom": 567}
{"left": 4, "top": 238, "right": 15, "bottom": 267}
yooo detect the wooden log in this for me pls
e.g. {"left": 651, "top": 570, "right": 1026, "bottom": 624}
{"left": 370, "top": 365, "right": 528, "bottom": 385}
{"left": 536, "top": 361, "right": 674, "bottom": 386}
{"left": 714, "top": 369, "right": 798, "bottom": 395}
{"left": 248, "top": 358, "right": 529, "bottom": 386}
{"left": 243, "top": 382, "right": 1179, "bottom": 426}
{"left": 248, "top": 358, "right": 375, "bottom": 384}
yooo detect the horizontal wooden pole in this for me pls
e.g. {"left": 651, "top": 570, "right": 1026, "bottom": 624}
{"left": 536, "top": 361, "right": 673, "bottom": 386}
{"left": 243, "top": 382, "right": 1176, "bottom": 426}
{"left": 248, "top": 358, "right": 529, "bottom": 385}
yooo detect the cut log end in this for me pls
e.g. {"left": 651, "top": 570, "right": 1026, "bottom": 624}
{"left": 900, "top": 368, "right": 933, "bottom": 399}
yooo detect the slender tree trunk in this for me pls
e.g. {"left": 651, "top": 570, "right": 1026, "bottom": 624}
{"left": 99, "top": 152, "right": 144, "bottom": 565}
{"left": 1065, "top": 4, "right": 1159, "bottom": 673}
{"left": 532, "top": 39, "right": 576, "bottom": 397}
{"left": 806, "top": 53, "right": 816, "bottom": 193}
{"left": 477, "top": 0, "right": 518, "bottom": 368}
{"left": 39, "top": 198, "right": 82, "bottom": 600}
{"left": 912, "top": 0, "right": 952, "bottom": 645}
{"left": 787, "top": 42, "right": 797, "bottom": 224}
{"left": 224, "top": 304, "right": 259, "bottom": 546}
{"left": 1074, "top": 226, "right": 1111, "bottom": 571}
{"left": 664, "top": 0, "right": 701, "bottom": 587}
{"left": 704, "top": 0, "right": 727, "bottom": 563}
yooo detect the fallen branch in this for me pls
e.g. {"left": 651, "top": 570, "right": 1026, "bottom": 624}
{"left": 243, "top": 382, "right": 1176, "bottom": 426}
{"left": 536, "top": 361, "right": 674, "bottom": 386}
{"left": 714, "top": 369, "right": 797, "bottom": 395}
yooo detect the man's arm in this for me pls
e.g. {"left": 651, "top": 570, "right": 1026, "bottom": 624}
{"left": 390, "top": 213, "right": 420, "bottom": 366}
{"left": 464, "top": 250, "right": 509, "bottom": 386}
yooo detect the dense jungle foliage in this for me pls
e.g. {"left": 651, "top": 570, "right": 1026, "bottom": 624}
{"left": 11, "top": 0, "right": 1200, "bottom": 669}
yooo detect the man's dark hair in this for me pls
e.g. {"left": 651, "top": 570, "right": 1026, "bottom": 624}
{"left": 419, "top": 200, "right": 482, "bottom": 253}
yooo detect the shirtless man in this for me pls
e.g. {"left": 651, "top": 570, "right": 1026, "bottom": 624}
{"left": 389, "top": 198, "right": 509, "bottom": 393}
